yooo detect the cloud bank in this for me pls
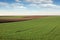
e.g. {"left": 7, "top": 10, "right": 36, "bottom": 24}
{"left": 0, "top": 0, "right": 60, "bottom": 9}
{"left": 0, "top": 0, "right": 60, "bottom": 15}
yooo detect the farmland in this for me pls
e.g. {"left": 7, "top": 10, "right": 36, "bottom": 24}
{"left": 0, "top": 16, "right": 60, "bottom": 40}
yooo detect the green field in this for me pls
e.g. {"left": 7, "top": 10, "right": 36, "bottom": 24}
{"left": 0, "top": 16, "right": 60, "bottom": 40}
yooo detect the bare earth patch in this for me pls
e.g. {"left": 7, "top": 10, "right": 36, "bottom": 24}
{"left": 0, "top": 16, "right": 46, "bottom": 23}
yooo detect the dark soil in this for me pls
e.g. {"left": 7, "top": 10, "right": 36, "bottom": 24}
{"left": 0, "top": 16, "right": 45, "bottom": 23}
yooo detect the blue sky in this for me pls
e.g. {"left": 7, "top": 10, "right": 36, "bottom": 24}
{"left": 0, "top": 0, "right": 60, "bottom": 15}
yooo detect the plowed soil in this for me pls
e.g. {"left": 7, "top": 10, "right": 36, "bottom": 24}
{"left": 0, "top": 16, "right": 45, "bottom": 23}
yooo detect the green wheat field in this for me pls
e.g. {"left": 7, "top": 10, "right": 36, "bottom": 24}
{"left": 0, "top": 16, "right": 60, "bottom": 40}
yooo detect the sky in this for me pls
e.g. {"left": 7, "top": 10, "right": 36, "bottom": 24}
{"left": 0, "top": 0, "right": 60, "bottom": 15}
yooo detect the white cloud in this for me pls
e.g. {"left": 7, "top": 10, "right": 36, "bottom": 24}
{"left": 29, "top": 4, "right": 40, "bottom": 8}
{"left": 25, "top": 0, "right": 60, "bottom": 8}
{"left": 39, "top": 4, "right": 60, "bottom": 8}
{"left": 11, "top": 3, "right": 26, "bottom": 9}
{"left": 12, "top": 5, "right": 26, "bottom": 9}
{"left": 0, "top": 0, "right": 60, "bottom": 9}
{"left": 15, "top": 0, "right": 21, "bottom": 2}
{"left": 25, "top": 0, "right": 53, "bottom": 4}
{"left": 15, "top": 0, "right": 19, "bottom": 2}
{"left": 0, "top": 2, "right": 26, "bottom": 9}
{"left": 0, "top": 2, "right": 9, "bottom": 7}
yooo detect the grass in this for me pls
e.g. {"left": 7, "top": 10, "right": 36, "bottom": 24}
{"left": 0, "top": 16, "right": 60, "bottom": 40}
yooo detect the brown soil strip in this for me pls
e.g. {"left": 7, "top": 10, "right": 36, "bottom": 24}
{"left": 0, "top": 16, "right": 46, "bottom": 23}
